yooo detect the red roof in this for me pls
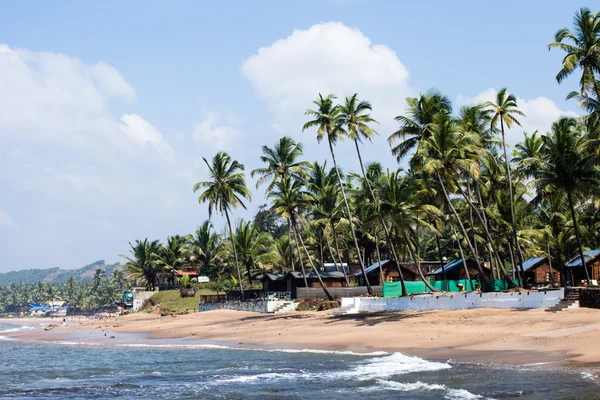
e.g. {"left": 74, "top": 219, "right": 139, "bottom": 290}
{"left": 173, "top": 270, "right": 199, "bottom": 276}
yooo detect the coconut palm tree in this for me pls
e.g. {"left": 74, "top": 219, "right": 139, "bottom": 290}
{"left": 233, "top": 220, "right": 276, "bottom": 285}
{"left": 485, "top": 88, "right": 527, "bottom": 283}
{"left": 188, "top": 221, "right": 223, "bottom": 278}
{"left": 533, "top": 117, "right": 600, "bottom": 284}
{"left": 157, "top": 235, "right": 189, "bottom": 275}
{"left": 193, "top": 152, "right": 251, "bottom": 295}
{"left": 251, "top": 136, "right": 310, "bottom": 193}
{"left": 269, "top": 176, "right": 333, "bottom": 300}
{"left": 121, "top": 238, "right": 162, "bottom": 290}
{"left": 303, "top": 93, "right": 372, "bottom": 294}
{"left": 388, "top": 89, "right": 452, "bottom": 161}
{"left": 549, "top": 8, "right": 600, "bottom": 99}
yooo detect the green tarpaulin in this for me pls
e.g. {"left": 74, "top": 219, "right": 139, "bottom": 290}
{"left": 383, "top": 279, "right": 518, "bottom": 297}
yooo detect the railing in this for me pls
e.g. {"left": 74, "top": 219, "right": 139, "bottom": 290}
{"left": 200, "top": 291, "right": 292, "bottom": 303}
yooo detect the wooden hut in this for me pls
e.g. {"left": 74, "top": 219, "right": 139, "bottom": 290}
{"left": 519, "top": 256, "right": 560, "bottom": 286}
{"left": 355, "top": 260, "right": 440, "bottom": 286}
{"left": 564, "top": 250, "right": 600, "bottom": 286}
{"left": 428, "top": 258, "right": 490, "bottom": 281}
{"left": 261, "top": 273, "right": 288, "bottom": 293}
{"left": 285, "top": 271, "right": 350, "bottom": 299}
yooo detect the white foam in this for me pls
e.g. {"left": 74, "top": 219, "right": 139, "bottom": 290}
{"left": 581, "top": 371, "right": 597, "bottom": 381}
{"left": 376, "top": 380, "right": 489, "bottom": 400}
{"left": 0, "top": 325, "right": 35, "bottom": 333}
{"left": 0, "top": 335, "right": 14, "bottom": 341}
{"left": 351, "top": 352, "right": 451, "bottom": 380}
{"left": 216, "top": 372, "right": 302, "bottom": 384}
{"left": 265, "top": 348, "right": 388, "bottom": 356}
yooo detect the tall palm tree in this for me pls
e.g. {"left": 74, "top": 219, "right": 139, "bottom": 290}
{"left": 251, "top": 136, "right": 310, "bottom": 193}
{"left": 549, "top": 8, "right": 600, "bottom": 99}
{"left": 303, "top": 93, "right": 372, "bottom": 295}
{"left": 388, "top": 89, "right": 452, "bottom": 161}
{"left": 193, "top": 152, "right": 251, "bottom": 295}
{"left": 157, "top": 235, "right": 189, "bottom": 275}
{"left": 269, "top": 176, "right": 333, "bottom": 300}
{"left": 121, "top": 239, "right": 162, "bottom": 290}
{"left": 533, "top": 117, "right": 600, "bottom": 284}
{"left": 485, "top": 88, "right": 527, "bottom": 283}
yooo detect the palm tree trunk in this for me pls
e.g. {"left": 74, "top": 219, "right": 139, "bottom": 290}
{"left": 567, "top": 191, "right": 591, "bottom": 284}
{"left": 287, "top": 220, "right": 295, "bottom": 273}
{"left": 325, "top": 235, "right": 343, "bottom": 278}
{"left": 452, "top": 177, "right": 518, "bottom": 289}
{"left": 546, "top": 233, "right": 555, "bottom": 284}
{"left": 352, "top": 139, "right": 407, "bottom": 296}
{"left": 466, "top": 179, "right": 479, "bottom": 261}
{"left": 435, "top": 233, "right": 447, "bottom": 291}
{"left": 402, "top": 230, "right": 439, "bottom": 292}
{"left": 292, "top": 228, "right": 309, "bottom": 288}
{"left": 450, "top": 216, "right": 473, "bottom": 290}
{"left": 500, "top": 119, "right": 527, "bottom": 286}
{"left": 294, "top": 222, "right": 334, "bottom": 300}
{"left": 331, "top": 221, "right": 350, "bottom": 286}
{"left": 328, "top": 137, "right": 372, "bottom": 294}
{"left": 224, "top": 209, "right": 244, "bottom": 296}
{"left": 435, "top": 172, "right": 492, "bottom": 291}
{"left": 374, "top": 232, "right": 384, "bottom": 286}
{"left": 508, "top": 240, "right": 517, "bottom": 280}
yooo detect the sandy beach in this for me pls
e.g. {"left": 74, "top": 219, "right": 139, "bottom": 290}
{"left": 4, "top": 307, "right": 600, "bottom": 368}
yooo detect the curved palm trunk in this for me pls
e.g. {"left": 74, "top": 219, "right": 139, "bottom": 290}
{"left": 374, "top": 232, "right": 384, "bottom": 286}
{"left": 402, "top": 230, "right": 439, "bottom": 292}
{"left": 450, "top": 216, "right": 473, "bottom": 290}
{"left": 291, "top": 226, "right": 309, "bottom": 288}
{"left": 567, "top": 192, "right": 591, "bottom": 285}
{"left": 545, "top": 234, "right": 555, "bottom": 283}
{"left": 500, "top": 119, "right": 527, "bottom": 287}
{"left": 294, "top": 222, "right": 334, "bottom": 300}
{"left": 287, "top": 220, "right": 295, "bottom": 273}
{"left": 328, "top": 137, "right": 372, "bottom": 294}
{"left": 330, "top": 220, "right": 350, "bottom": 286}
{"left": 435, "top": 233, "right": 448, "bottom": 291}
{"left": 436, "top": 172, "right": 492, "bottom": 291}
{"left": 452, "top": 177, "right": 518, "bottom": 289}
{"left": 325, "top": 235, "right": 342, "bottom": 273}
{"left": 224, "top": 209, "right": 244, "bottom": 296}
{"left": 352, "top": 139, "right": 407, "bottom": 296}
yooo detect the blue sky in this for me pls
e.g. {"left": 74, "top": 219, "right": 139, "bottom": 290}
{"left": 0, "top": 1, "right": 587, "bottom": 272}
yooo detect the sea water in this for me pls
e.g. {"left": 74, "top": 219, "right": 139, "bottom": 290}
{"left": 0, "top": 322, "right": 598, "bottom": 399}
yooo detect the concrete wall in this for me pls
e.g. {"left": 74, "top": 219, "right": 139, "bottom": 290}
{"left": 297, "top": 286, "right": 382, "bottom": 299}
{"left": 133, "top": 291, "right": 156, "bottom": 312}
{"left": 339, "top": 289, "right": 564, "bottom": 313}
{"left": 198, "top": 300, "right": 298, "bottom": 313}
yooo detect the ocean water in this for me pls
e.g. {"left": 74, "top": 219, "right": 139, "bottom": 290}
{"left": 0, "top": 322, "right": 599, "bottom": 399}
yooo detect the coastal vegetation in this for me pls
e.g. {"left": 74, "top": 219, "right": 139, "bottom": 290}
{"left": 113, "top": 7, "right": 600, "bottom": 299}
{"left": 1, "top": 8, "right": 600, "bottom": 307}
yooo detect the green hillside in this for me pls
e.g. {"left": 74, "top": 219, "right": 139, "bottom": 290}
{"left": 0, "top": 260, "right": 122, "bottom": 286}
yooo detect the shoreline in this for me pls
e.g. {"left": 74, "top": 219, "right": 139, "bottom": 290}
{"left": 3, "top": 308, "right": 600, "bottom": 373}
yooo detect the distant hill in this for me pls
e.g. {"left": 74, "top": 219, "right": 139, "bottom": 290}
{"left": 0, "top": 260, "right": 122, "bottom": 286}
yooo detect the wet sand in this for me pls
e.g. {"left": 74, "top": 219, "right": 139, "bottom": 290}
{"left": 4, "top": 307, "right": 600, "bottom": 369}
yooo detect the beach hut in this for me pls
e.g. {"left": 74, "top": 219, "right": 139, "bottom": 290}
{"left": 261, "top": 273, "right": 288, "bottom": 293}
{"left": 518, "top": 256, "right": 561, "bottom": 286}
{"left": 564, "top": 250, "right": 600, "bottom": 286}
{"left": 355, "top": 260, "right": 441, "bottom": 286}
{"left": 285, "top": 271, "right": 350, "bottom": 299}
{"left": 428, "top": 258, "right": 490, "bottom": 281}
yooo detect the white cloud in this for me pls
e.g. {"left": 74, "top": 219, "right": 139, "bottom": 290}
{"left": 241, "top": 22, "right": 411, "bottom": 125}
{"left": 193, "top": 111, "right": 242, "bottom": 152}
{"left": 456, "top": 88, "right": 579, "bottom": 146}
{"left": 119, "top": 113, "right": 172, "bottom": 156}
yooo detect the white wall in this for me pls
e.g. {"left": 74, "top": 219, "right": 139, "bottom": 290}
{"left": 133, "top": 291, "right": 155, "bottom": 312}
{"left": 338, "top": 289, "right": 564, "bottom": 314}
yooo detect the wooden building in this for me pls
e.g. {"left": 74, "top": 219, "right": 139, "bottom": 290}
{"left": 564, "top": 250, "right": 600, "bottom": 286}
{"left": 262, "top": 271, "right": 351, "bottom": 299}
{"left": 519, "top": 256, "right": 561, "bottom": 286}
{"left": 428, "top": 258, "right": 490, "bottom": 281}
{"left": 355, "top": 260, "right": 440, "bottom": 286}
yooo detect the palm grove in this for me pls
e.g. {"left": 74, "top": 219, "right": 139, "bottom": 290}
{"left": 6, "top": 8, "right": 599, "bottom": 308}
{"left": 116, "top": 8, "right": 600, "bottom": 299}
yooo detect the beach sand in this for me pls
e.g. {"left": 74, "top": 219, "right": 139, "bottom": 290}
{"left": 5, "top": 307, "right": 600, "bottom": 367}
